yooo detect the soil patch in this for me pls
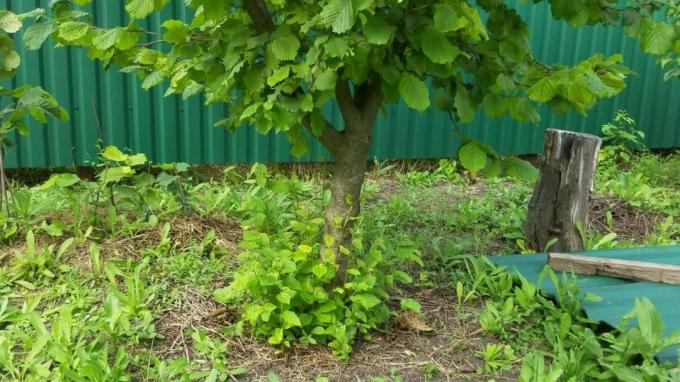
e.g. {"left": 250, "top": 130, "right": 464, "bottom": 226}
{"left": 588, "top": 196, "right": 663, "bottom": 242}
{"left": 161, "top": 289, "right": 512, "bottom": 381}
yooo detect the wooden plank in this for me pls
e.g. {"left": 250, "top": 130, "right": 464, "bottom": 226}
{"left": 548, "top": 253, "right": 680, "bottom": 285}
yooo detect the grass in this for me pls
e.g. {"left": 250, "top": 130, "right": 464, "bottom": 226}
{"left": 1, "top": 146, "right": 680, "bottom": 381}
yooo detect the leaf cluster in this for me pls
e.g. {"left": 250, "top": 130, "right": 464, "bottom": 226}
{"left": 21, "top": 0, "right": 649, "bottom": 155}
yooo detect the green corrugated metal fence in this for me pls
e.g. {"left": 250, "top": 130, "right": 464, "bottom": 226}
{"left": 3, "top": 1, "right": 680, "bottom": 168}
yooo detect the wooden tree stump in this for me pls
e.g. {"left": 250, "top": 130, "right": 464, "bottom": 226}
{"left": 524, "top": 129, "right": 602, "bottom": 252}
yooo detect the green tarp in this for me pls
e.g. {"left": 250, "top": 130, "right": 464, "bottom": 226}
{"left": 490, "top": 245, "right": 680, "bottom": 364}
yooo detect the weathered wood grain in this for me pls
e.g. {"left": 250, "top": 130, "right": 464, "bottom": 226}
{"left": 548, "top": 252, "right": 680, "bottom": 285}
{"left": 524, "top": 129, "right": 602, "bottom": 252}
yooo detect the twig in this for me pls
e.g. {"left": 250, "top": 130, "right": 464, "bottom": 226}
{"left": 144, "top": 335, "right": 156, "bottom": 382}
{"left": 137, "top": 40, "right": 165, "bottom": 47}
{"left": 91, "top": 96, "right": 107, "bottom": 226}
{"left": 180, "top": 326, "right": 190, "bottom": 361}
{"left": 91, "top": 96, "right": 105, "bottom": 144}
{"left": 202, "top": 306, "right": 229, "bottom": 321}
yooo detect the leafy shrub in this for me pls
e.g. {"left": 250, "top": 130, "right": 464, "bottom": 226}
{"left": 600, "top": 110, "right": 646, "bottom": 164}
{"left": 214, "top": 167, "right": 421, "bottom": 358}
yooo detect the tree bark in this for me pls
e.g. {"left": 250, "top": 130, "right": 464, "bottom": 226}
{"left": 322, "top": 122, "right": 372, "bottom": 280}
{"left": 243, "top": 0, "right": 275, "bottom": 34}
{"left": 311, "top": 78, "right": 383, "bottom": 284}
{"left": 524, "top": 129, "right": 602, "bottom": 252}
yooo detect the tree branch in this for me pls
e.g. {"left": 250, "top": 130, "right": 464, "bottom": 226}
{"left": 302, "top": 115, "right": 345, "bottom": 156}
{"left": 341, "top": 76, "right": 383, "bottom": 136}
{"left": 243, "top": 0, "right": 275, "bottom": 34}
{"left": 335, "top": 78, "right": 359, "bottom": 126}
{"left": 356, "top": 78, "right": 384, "bottom": 121}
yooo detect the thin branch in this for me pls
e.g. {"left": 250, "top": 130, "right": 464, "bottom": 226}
{"left": 136, "top": 40, "right": 165, "bottom": 47}
{"left": 91, "top": 96, "right": 105, "bottom": 146}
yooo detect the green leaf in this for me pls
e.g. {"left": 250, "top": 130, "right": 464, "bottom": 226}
{"left": 310, "top": 109, "right": 326, "bottom": 137}
{"left": 162, "top": 20, "right": 189, "bottom": 44}
{"left": 93, "top": 28, "right": 123, "bottom": 50}
{"left": 142, "top": 71, "right": 164, "bottom": 89}
{"left": 509, "top": 97, "right": 540, "bottom": 124}
{"left": 399, "top": 74, "right": 429, "bottom": 112}
{"left": 281, "top": 311, "right": 301, "bottom": 329}
{"left": 36, "top": 173, "right": 80, "bottom": 190}
{"left": 0, "top": 11, "right": 21, "bottom": 33}
{"left": 311, "top": 263, "right": 328, "bottom": 279}
{"left": 314, "top": 69, "right": 337, "bottom": 91}
{"left": 18, "top": 87, "right": 44, "bottom": 107}
{"left": 57, "top": 21, "right": 90, "bottom": 42}
{"left": 482, "top": 93, "right": 508, "bottom": 118}
{"left": 400, "top": 298, "right": 422, "bottom": 313}
{"left": 433, "top": 4, "right": 465, "bottom": 33}
{"left": 527, "top": 77, "right": 559, "bottom": 103}
{"left": 288, "top": 127, "right": 309, "bottom": 157}
{"left": 271, "top": 32, "right": 300, "bottom": 61}
{"left": 632, "top": 298, "right": 663, "bottom": 342}
{"left": 483, "top": 158, "right": 501, "bottom": 179}
{"left": 259, "top": 273, "right": 278, "bottom": 286}
{"left": 23, "top": 22, "right": 56, "bottom": 50}
{"left": 117, "top": 29, "right": 142, "bottom": 50}
{"left": 363, "top": 16, "right": 395, "bottom": 45}
{"left": 325, "top": 37, "right": 348, "bottom": 58}
{"left": 566, "top": 81, "right": 594, "bottom": 112}
{"left": 276, "top": 289, "right": 295, "bottom": 305}
{"left": 240, "top": 103, "right": 260, "bottom": 121}
{"left": 320, "top": 0, "right": 356, "bottom": 34}
{"left": 268, "top": 328, "right": 284, "bottom": 345}
{"left": 98, "top": 166, "right": 133, "bottom": 184}
{"left": 351, "top": 293, "right": 381, "bottom": 309}
{"left": 504, "top": 158, "right": 538, "bottom": 182}
{"left": 125, "top": 0, "right": 156, "bottom": 19}
{"left": 125, "top": 153, "right": 147, "bottom": 166}
{"left": 102, "top": 146, "right": 128, "bottom": 162}
{"left": 458, "top": 142, "right": 487, "bottom": 174}
{"left": 213, "top": 286, "right": 241, "bottom": 304}
{"left": 421, "top": 28, "right": 460, "bottom": 64}
{"left": 640, "top": 21, "right": 674, "bottom": 56}
{"left": 267, "top": 66, "right": 290, "bottom": 87}
{"left": 244, "top": 305, "right": 263, "bottom": 324}
{"left": 454, "top": 85, "right": 475, "bottom": 122}
{"left": 0, "top": 46, "right": 20, "bottom": 74}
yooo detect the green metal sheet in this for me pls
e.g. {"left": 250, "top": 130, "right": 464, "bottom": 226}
{"left": 2, "top": 1, "right": 680, "bottom": 168}
{"left": 491, "top": 246, "right": 680, "bottom": 364}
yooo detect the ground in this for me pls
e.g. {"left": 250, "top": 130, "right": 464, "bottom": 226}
{"left": 1, "top": 149, "right": 679, "bottom": 381}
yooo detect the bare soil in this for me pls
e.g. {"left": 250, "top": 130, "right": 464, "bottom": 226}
{"left": 156, "top": 288, "right": 512, "bottom": 382}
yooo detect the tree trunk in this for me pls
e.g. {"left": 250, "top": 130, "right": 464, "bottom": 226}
{"left": 310, "top": 78, "right": 383, "bottom": 284}
{"left": 322, "top": 122, "right": 372, "bottom": 281}
{"left": 524, "top": 129, "right": 602, "bottom": 252}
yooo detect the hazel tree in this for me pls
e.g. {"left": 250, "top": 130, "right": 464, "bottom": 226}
{"left": 22, "top": 0, "right": 677, "bottom": 274}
